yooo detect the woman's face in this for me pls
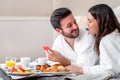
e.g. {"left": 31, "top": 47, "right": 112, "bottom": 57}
{"left": 87, "top": 12, "right": 99, "bottom": 35}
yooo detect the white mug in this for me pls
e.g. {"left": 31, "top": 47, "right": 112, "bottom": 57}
{"left": 35, "top": 57, "right": 47, "bottom": 65}
{"left": 20, "top": 57, "right": 31, "bottom": 67}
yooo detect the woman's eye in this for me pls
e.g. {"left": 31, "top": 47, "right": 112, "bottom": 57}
{"left": 89, "top": 21, "right": 92, "bottom": 23}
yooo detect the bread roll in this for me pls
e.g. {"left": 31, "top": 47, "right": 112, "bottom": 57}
{"left": 36, "top": 65, "right": 41, "bottom": 71}
{"left": 40, "top": 64, "right": 49, "bottom": 72}
{"left": 57, "top": 66, "right": 68, "bottom": 72}
{"left": 35, "top": 63, "right": 68, "bottom": 72}
{"left": 53, "top": 63, "right": 62, "bottom": 68}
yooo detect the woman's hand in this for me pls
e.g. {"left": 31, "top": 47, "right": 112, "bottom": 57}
{"left": 65, "top": 65, "right": 83, "bottom": 74}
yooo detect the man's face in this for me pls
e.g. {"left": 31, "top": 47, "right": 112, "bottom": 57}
{"left": 60, "top": 14, "right": 79, "bottom": 38}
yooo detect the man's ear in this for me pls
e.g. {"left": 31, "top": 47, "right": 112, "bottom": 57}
{"left": 55, "top": 28, "right": 62, "bottom": 34}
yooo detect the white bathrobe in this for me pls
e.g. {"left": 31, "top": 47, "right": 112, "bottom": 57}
{"left": 83, "top": 29, "right": 120, "bottom": 74}
{"left": 52, "top": 28, "right": 98, "bottom": 66}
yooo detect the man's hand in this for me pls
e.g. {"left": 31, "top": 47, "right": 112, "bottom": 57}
{"left": 42, "top": 46, "right": 70, "bottom": 66}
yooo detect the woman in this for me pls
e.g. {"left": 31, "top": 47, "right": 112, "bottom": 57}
{"left": 66, "top": 4, "right": 120, "bottom": 74}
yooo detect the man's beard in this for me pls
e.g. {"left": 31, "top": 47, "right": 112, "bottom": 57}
{"left": 62, "top": 29, "right": 79, "bottom": 38}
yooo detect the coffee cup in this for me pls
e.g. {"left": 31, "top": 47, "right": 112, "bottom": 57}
{"left": 35, "top": 57, "right": 47, "bottom": 65}
{"left": 20, "top": 57, "right": 31, "bottom": 67}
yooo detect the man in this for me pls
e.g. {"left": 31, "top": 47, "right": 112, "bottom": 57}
{"left": 44, "top": 8, "right": 98, "bottom": 66}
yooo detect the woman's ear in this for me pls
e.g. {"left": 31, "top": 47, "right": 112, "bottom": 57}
{"left": 55, "top": 28, "right": 62, "bottom": 34}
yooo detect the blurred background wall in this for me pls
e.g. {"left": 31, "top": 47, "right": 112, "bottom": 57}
{"left": 0, "top": 0, "right": 120, "bottom": 62}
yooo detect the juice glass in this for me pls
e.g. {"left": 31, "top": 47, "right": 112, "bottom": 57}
{"left": 5, "top": 57, "right": 16, "bottom": 68}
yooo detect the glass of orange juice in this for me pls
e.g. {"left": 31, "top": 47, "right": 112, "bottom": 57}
{"left": 5, "top": 57, "right": 16, "bottom": 68}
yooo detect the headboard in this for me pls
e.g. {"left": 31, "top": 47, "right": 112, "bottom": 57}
{"left": 0, "top": 17, "right": 53, "bottom": 62}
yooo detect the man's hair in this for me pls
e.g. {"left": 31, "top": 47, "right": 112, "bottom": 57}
{"left": 50, "top": 7, "right": 72, "bottom": 29}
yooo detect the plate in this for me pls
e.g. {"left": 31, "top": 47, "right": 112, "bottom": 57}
{"left": 31, "top": 72, "right": 70, "bottom": 77}
{"left": 9, "top": 72, "right": 34, "bottom": 76}
{"left": 42, "top": 72, "right": 70, "bottom": 74}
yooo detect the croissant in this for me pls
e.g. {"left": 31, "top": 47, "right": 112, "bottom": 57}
{"left": 35, "top": 63, "right": 68, "bottom": 72}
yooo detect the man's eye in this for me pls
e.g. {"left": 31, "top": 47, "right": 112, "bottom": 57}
{"left": 67, "top": 24, "right": 72, "bottom": 28}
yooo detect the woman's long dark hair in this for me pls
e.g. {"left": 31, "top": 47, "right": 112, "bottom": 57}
{"left": 88, "top": 4, "right": 120, "bottom": 55}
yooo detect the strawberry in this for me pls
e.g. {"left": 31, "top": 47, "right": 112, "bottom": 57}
{"left": 17, "top": 66, "right": 25, "bottom": 72}
{"left": 43, "top": 46, "right": 50, "bottom": 51}
{"left": 10, "top": 67, "right": 17, "bottom": 73}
